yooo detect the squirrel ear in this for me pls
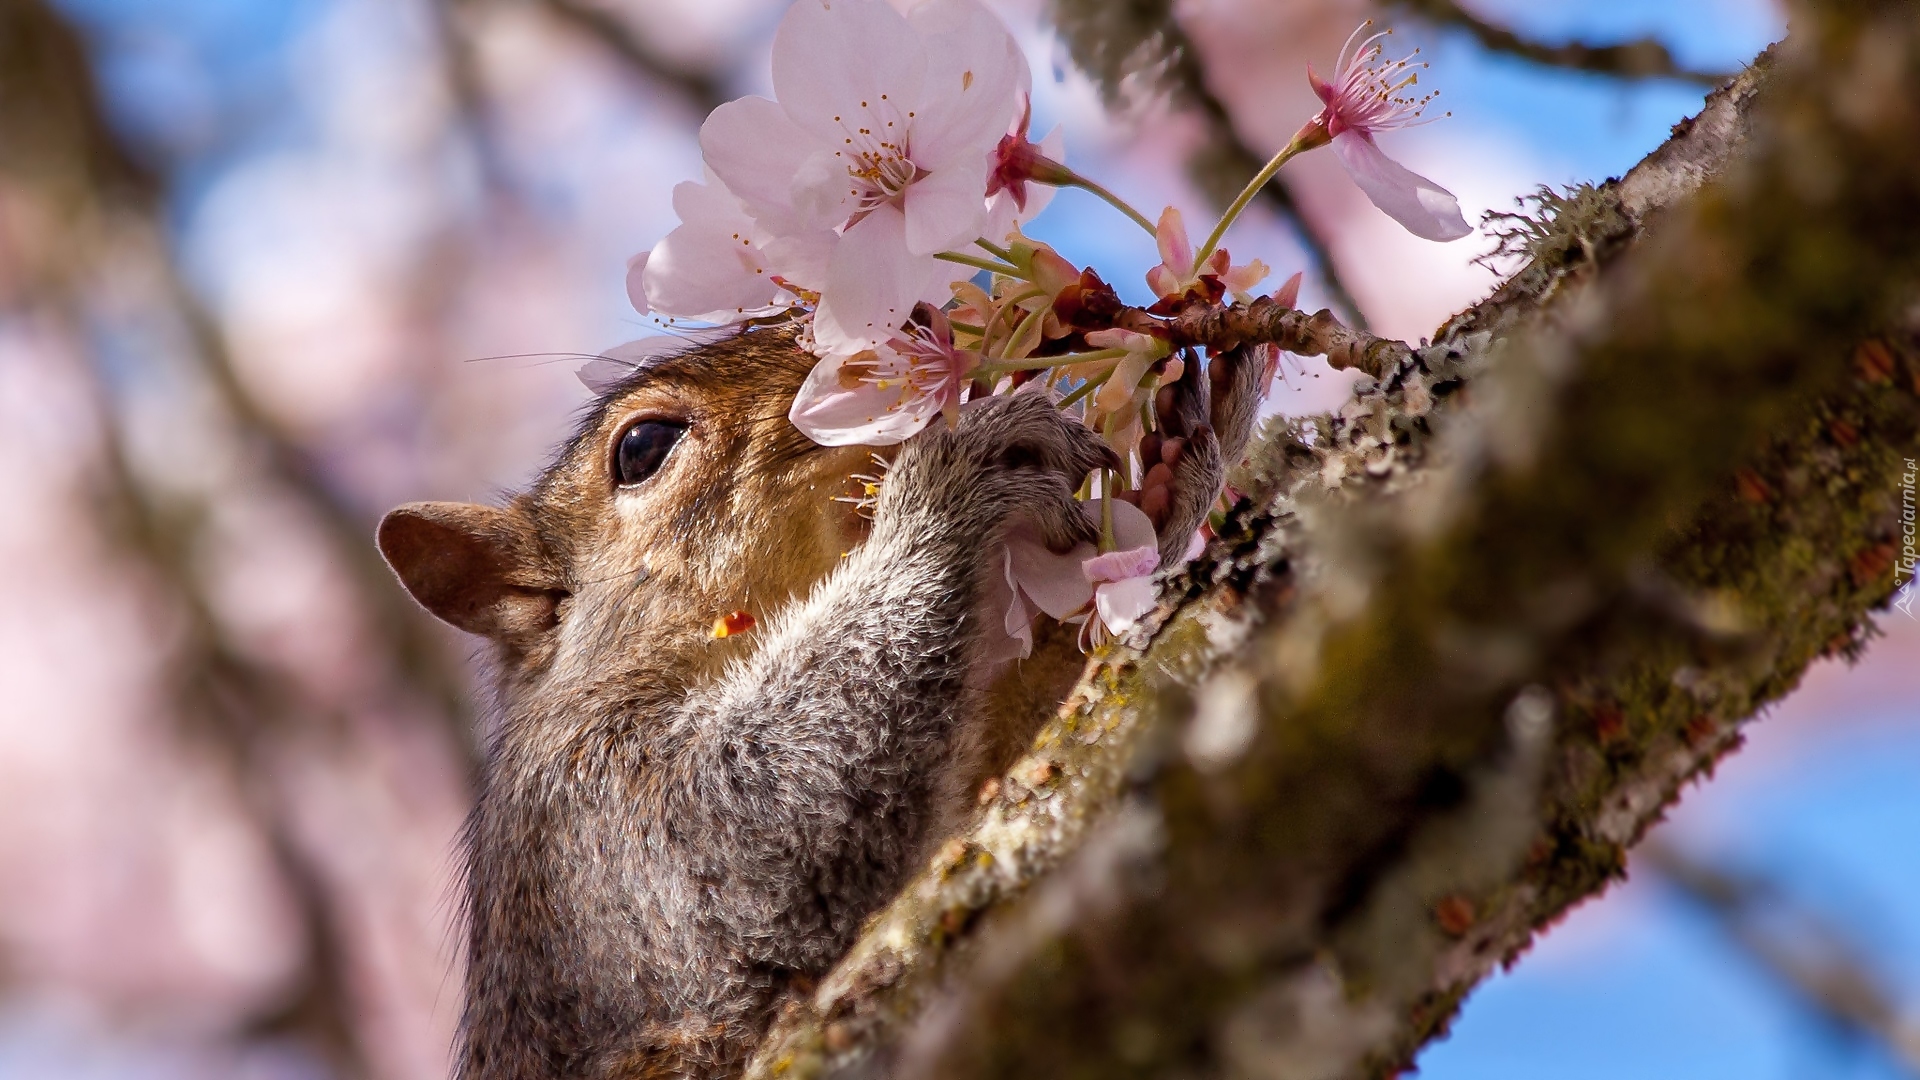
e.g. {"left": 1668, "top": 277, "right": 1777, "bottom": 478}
{"left": 377, "top": 501, "right": 564, "bottom": 640}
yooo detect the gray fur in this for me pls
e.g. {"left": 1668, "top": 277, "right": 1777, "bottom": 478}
{"left": 447, "top": 390, "right": 1112, "bottom": 1079}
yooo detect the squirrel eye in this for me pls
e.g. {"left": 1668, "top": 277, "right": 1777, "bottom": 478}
{"left": 614, "top": 420, "right": 686, "bottom": 487}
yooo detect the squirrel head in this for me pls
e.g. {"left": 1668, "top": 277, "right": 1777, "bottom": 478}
{"left": 377, "top": 328, "right": 873, "bottom": 701}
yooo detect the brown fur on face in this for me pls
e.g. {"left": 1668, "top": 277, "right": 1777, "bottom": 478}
{"left": 381, "top": 328, "right": 872, "bottom": 703}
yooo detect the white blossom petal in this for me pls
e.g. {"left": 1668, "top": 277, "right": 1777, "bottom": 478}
{"left": 1330, "top": 131, "right": 1472, "bottom": 243}
{"left": 701, "top": 96, "right": 821, "bottom": 222}
{"left": 906, "top": 0, "right": 1028, "bottom": 166}
{"left": 813, "top": 207, "right": 924, "bottom": 351}
{"left": 904, "top": 161, "right": 992, "bottom": 254}
{"left": 772, "top": 0, "right": 926, "bottom": 143}
{"left": 1094, "top": 575, "right": 1158, "bottom": 636}
{"left": 788, "top": 349, "right": 942, "bottom": 446}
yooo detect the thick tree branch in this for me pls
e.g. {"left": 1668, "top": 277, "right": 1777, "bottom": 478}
{"left": 748, "top": 6, "right": 1920, "bottom": 1076}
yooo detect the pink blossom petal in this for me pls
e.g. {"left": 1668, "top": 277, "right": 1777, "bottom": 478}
{"left": 771, "top": 0, "right": 926, "bottom": 144}
{"left": 1108, "top": 498, "right": 1158, "bottom": 552}
{"left": 789, "top": 150, "right": 857, "bottom": 232}
{"left": 788, "top": 350, "right": 941, "bottom": 446}
{"left": 813, "top": 208, "right": 924, "bottom": 351}
{"left": 988, "top": 544, "right": 1037, "bottom": 662}
{"left": 904, "top": 161, "right": 992, "bottom": 255}
{"left": 1154, "top": 206, "right": 1193, "bottom": 278}
{"left": 700, "top": 96, "right": 820, "bottom": 221}
{"left": 1006, "top": 532, "right": 1095, "bottom": 621}
{"left": 1222, "top": 257, "right": 1271, "bottom": 300}
{"left": 639, "top": 179, "right": 793, "bottom": 322}
{"left": 906, "top": 0, "right": 1028, "bottom": 166}
{"left": 1330, "top": 131, "right": 1472, "bottom": 242}
{"left": 625, "top": 251, "right": 649, "bottom": 315}
{"left": 1094, "top": 575, "right": 1158, "bottom": 636}
{"left": 1083, "top": 544, "right": 1159, "bottom": 584}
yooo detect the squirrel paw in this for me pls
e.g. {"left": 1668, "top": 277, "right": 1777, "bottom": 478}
{"left": 962, "top": 391, "right": 1117, "bottom": 553}
{"left": 1122, "top": 356, "right": 1216, "bottom": 567}
{"left": 884, "top": 390, "right": 1117, "bottom": 554}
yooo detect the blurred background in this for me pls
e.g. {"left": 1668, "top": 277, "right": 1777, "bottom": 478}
{"left": 0, "top": 0, "right": 1914, "bottom": 1077}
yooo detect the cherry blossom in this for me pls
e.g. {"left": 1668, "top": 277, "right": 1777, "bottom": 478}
{"left": 628, "top": 173, "right": 820, "bottom": 324}
{"left": 1299, "top": 22, "right": 1471, "bottom": 242}
{"left": 1145, "top": 207, "right": 1269, "bottom": 305}
{"left": 788, "top": 304, "right": 978, "bottom": 446}
{"left": 982, "top": 97, "right": 1067, "bottom": 240}
{"left": 1082, "top": 327, "right": 1169, "bottom": 422}
{"left": 700, "top": 0, "right": 1028, "bottom": 351}
{"left": 990, "top": 498, "right": 1161, "bottom": 659}
{"left": 1081, "top": 542, "right": 1161, "bottom": 646}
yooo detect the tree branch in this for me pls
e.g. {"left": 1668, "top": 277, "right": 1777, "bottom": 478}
{"left": 1389, "top": 0, "right": 1733, "bottom": 86}
{"left": 748, "top": 5, "right": 1920, "bottom": 1074}
{"left": 1644, "top": 843, "right": 1920, "bottom": 1072}
{"left": 527, "top": 0, "right": 727, "bottom": 112}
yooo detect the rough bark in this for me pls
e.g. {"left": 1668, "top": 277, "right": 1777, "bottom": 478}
{"left": 746, "top": 5, "right": 1920, "bottom": 1078}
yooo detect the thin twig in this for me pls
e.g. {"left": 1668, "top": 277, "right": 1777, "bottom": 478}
{"left": 1390, "top": 0, "right": 1733, "bottom": 86}
{"left": 531, "top": 0, "right": 727, "bottom": 111}
{"left": 1645, "top": 843, "right": 1920, "bottom": 1073}
{"left": 1062, "top": 292, "right": 1413, "bottom": 378}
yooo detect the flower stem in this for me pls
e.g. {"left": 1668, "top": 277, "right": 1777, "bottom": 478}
{"left": 977, "top": 347, "right": 1126, "bottom": 378}
{"left": 981, "top": 287, "right": 1046, "bottom": 355}
{"left": 1057, "top": 170, "right": 1157, "bottom": 237}
{"left": 974, "top": 238, "right": 1015, "bottom": 262}
{"left": 1192, "top": 133, "right": 1311, "bottom": 269}
{"left": 936, "top": 251, "right": 1021, "bottom": 276}
{"left": 1000, "top": 305, "right": 1047, "bottom": 359}
{"left": 1057, "top": 374, "right": 1103, "bottom": 410}
{"left": 1100, "top": 478, "right": 1115, "bottom": 553}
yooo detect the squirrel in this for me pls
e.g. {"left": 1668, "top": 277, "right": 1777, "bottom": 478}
{"left": 376, "top": 326, "right": 1262, "bottom": 1078}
